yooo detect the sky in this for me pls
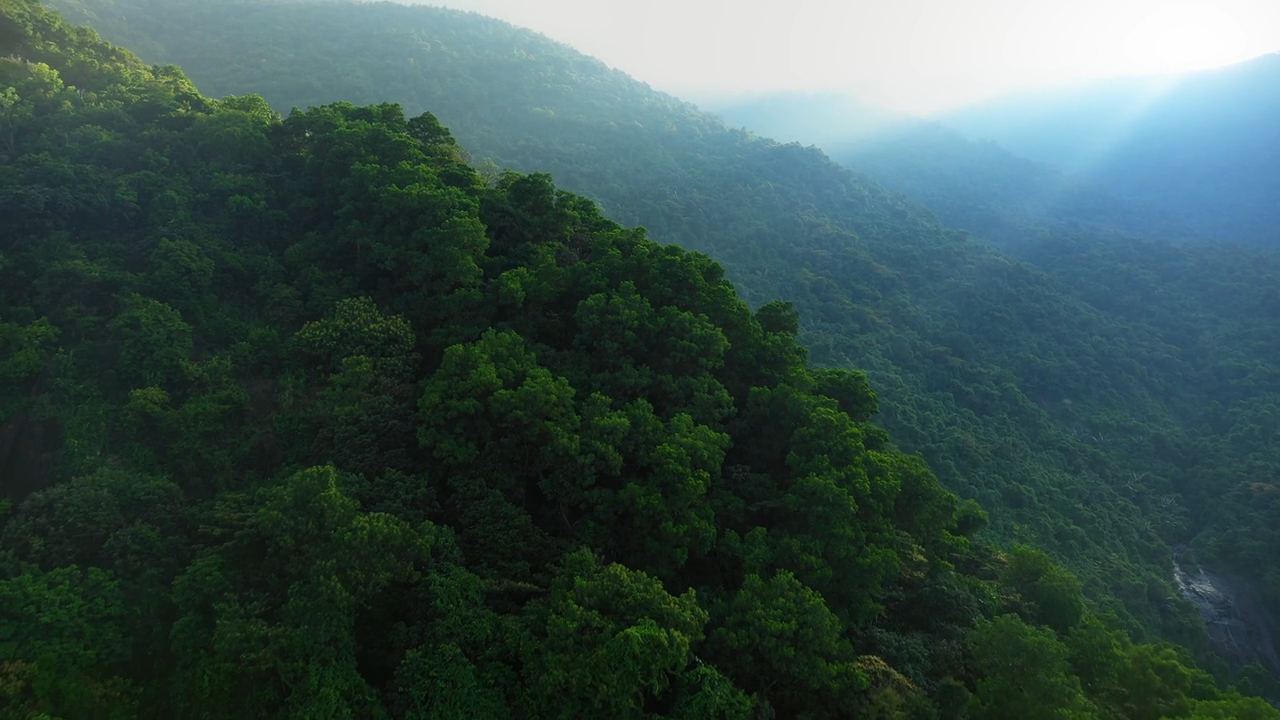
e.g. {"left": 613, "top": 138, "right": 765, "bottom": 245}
{"left": 406, "top": 0, "right": 1280, "bottom": 115}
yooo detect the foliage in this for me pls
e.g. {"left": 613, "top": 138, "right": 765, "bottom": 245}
{"left": 2, "top": 1, "right": 1279, "bottom": 718}
{"left": 36, "top": 0, "right": 1214, "bottom": 647}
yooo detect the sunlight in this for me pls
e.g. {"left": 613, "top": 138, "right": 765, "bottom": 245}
{"left": 1123, "top": 2, "right": 1252, "bottom": 74}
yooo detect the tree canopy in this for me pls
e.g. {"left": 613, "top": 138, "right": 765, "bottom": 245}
{"left": 3, "top": 0, "right": 1280, "bottom": 717}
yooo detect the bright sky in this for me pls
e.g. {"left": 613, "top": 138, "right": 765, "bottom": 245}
{"left": 407, "top": 0, "right": 1280, "bottom": 115}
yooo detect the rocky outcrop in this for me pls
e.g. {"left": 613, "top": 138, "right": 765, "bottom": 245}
{"left": 1173, "top": 549, "right": 1280, "bottom": 676}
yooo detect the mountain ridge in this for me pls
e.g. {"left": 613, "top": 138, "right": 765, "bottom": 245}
{"left": 939, "top": 52, "right": 1280, "bottom": 247}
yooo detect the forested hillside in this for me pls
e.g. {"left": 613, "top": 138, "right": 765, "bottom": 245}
{"left": 31, "top": 0, "right": 1280, "bottom": 678}
{"left": 940, "top": 54, "right": 1280, "bottom": 247}
{"left": 44, "top": 0, "right": 1280, "bottom": 658}
{"left": 12, "top": 1, "right": 1280, "bottom": 716}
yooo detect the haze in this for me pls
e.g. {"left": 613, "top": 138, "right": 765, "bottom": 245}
{"left": 408, "top": 0, "right": 1280, "bottom": 114}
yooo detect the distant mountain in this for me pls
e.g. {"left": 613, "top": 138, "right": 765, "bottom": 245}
{"left": 940, "top": 54, "right": 1280, "bottom": 247}
{"left": 701, "top": 92, "right": 1197, "bottom": 247}
{"left": 43, "top": 0, "right": 1280, "bottom": 672}
{"left": 831, "top": 120, "right": 1198, "bottom": 248}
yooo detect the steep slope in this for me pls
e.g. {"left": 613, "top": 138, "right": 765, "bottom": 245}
{"left": 941, "top": 54, "right": 1280, "bottom": 247}
{"left": 38, "top": 0, "right": 1272, "bottom": 648}
{"left": 12, "top": 1, "right": 1280, "bottom": 717}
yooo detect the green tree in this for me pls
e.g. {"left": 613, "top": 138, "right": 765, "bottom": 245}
{"left": 517, "top": 549, "right": 744, "bottom": 719}
{"left": 706, "top": 570, "right": 867, "bottom": 718}
{"left": 1001, "top": 545, "right": 1085, "bottom": 633}
{"left": 0, "top": 566, "right": 135, "bottom": 719}
{"left": 169, "top": 466, "right": 436, "bottom": 717}
{"left": 968, "top": 614, "right": 1099, "bottom": 720}
{"left": 107, "top": 294, "right": 192, "bottom": 388}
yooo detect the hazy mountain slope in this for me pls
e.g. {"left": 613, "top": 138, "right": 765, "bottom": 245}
{"left": 742, "top": 95, "right": 1280, "bottom": 667}
{"left": 830, "top": 121, "right": 1197, "bottom": 246}
{"left": 941, "top": 54, "right": 1280, "bottom": 247}
{"left": 43, "top": 0, "right": 1280, "bottom": 655}
{"left": 736, "top": 92, "right": 1280, "bottom": 650}
{"left": 706, "top": 93, "right": 1197, "bottom": 245}
{"left": 703, "top": 91, "right": 902, "bottom": 148}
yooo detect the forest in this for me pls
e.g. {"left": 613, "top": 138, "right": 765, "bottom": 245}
{"left": 3, "top": 0, "right": 1280, "bottom": 717}
{"left": 44, "top": 0, "right": 1280, "bottom": 649}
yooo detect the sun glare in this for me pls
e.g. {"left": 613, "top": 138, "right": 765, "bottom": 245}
{"left": 1123, "top": 2, "right": 1252, "bottom": 74}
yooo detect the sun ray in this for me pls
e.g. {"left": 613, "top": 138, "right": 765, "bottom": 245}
{"left": 1123, "top": 2, "right": 1253, "bottom": 74}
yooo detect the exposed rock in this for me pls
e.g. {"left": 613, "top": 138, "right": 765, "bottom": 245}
{"left": 1173, "top": 548, "right": 1280, "bottom": 676}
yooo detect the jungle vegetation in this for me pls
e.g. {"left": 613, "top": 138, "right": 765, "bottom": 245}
{"left": 3, "top": 0, "right": 1280, "bottom": 717}
{"left": 44, "top": 0, "right": 1280, "bottom": 654}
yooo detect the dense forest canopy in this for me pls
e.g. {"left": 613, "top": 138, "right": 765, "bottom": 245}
{"left": 4, "top": 0, "right": 1280, "bottom": 716}
{"left": 43, "top": 0, "right": 1280, "bottom": 664}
